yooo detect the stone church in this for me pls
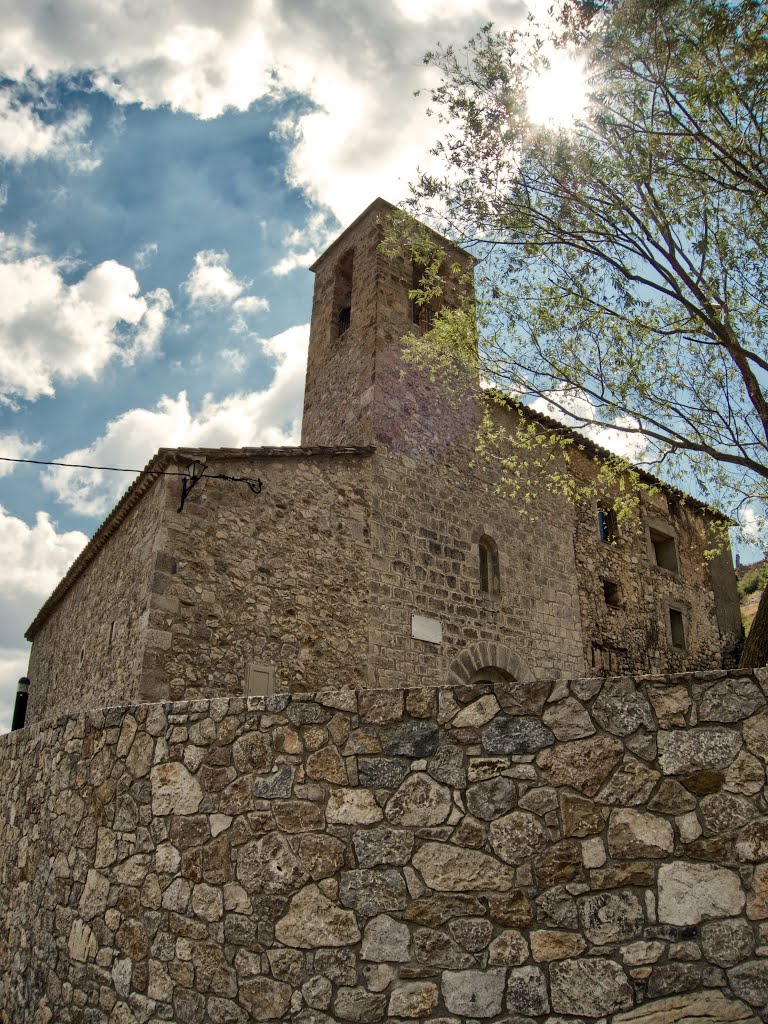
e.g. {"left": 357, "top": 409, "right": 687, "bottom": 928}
{"left": 23, "top": 198, "right": 742, "bottom": 724}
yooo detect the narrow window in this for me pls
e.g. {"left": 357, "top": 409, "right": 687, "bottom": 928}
{"left": 333, "top": 250, "right": 354, "bottom": 338}
{"left": 669, "top": 607, "right": 686, "bottom": 649}
{"left": 649, "top": 526, "right": 679, "bottom": 572}
{"left": 479, "top": 535, "right": 500, "bottom": 597}
{"left": 602, "top": 579, "right": 621, "bottom": 608}
{"left": 597, "top": 504, "right": 617, "bottom": 543}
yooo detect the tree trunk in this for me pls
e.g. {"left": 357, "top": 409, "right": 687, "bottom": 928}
{"left": 740, "top": 586, "right": 768, "bottom": 667}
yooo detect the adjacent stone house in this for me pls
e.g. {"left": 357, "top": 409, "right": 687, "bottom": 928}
{"left": 24, "top": 199, "right": 742, "bottom": 724}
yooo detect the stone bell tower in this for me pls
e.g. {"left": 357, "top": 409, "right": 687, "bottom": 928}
{"left": 300, "top": 198, "right": 477, "bottom": 455}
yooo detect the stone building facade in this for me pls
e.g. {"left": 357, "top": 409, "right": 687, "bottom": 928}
{"left": 24, "top": 198, "right": 742, "bottom": 724}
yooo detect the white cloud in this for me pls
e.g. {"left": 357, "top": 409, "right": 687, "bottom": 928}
{"left": 531, "top": 388, "right": 648, "bottom": 463}
{"left": 0, "top": 87, "right": 99, "bottom": 168}
{"left": 133, "top": 241, "right": 159, "bottom": 269}
{"left": 43, "top": 323, "right": 309, "bottom": 516}
{"left": 0, "top": 506, "right": 88, "bottom": 732}
{"left": 0, "top": 2, "right": 525, "bottom": 219}
{"left": 0, "top": 233, "right": 172, "bottom": 402}
{"left": 740, "top": 507, "right": 766, "bottom": 545}
{"left": 0, "top": 433, "right": 43, "bottom": 477}
{"left": 183, "top": 249, "right": 269, "bottom": 331}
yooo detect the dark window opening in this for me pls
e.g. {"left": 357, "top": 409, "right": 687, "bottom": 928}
{"left": 669, "top": 607, "right": 686, "bottom": 648}
{"left": 109, "top": 621, "right": 115, "bottom": 646}
{"left": 333, "top": 250, "right": 354, "bottom": 338}
{"left": 597, "top": 505, "right": 618, "bottom": 543}
{"left": 79, "top": 646, "right": 85, "bottom": 667}
{"left": 650, "top": 527, "right": 679, "bottom": 572}
{"left": 479, "top": 535, "right": 500, "bottom": 597}
{"left": 603, "top": 579, "right": 621, "bottom": 608}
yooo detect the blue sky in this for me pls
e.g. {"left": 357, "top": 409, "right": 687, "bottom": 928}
{"left": 0, "top": 0, "right": 543, "bottom": 730}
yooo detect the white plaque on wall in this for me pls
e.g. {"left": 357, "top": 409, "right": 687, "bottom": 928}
{"left": 411, "top": 613, "right": 443, "bottom": 645}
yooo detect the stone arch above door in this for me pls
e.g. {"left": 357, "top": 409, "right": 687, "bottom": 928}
{"left": 447, "top": 641, "right": 534, "bottom": 688}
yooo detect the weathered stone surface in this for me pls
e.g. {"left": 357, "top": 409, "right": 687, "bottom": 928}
{"left": 505, "top": 965, "right": 549, "bottom": 1016}
{"left": 427, "top": 743, "right": 467, "bottom": 788}
{"left": 536, "top": 886, "right": 578, "bottom": 928}
{"left": 591, "top": 861, "right": 655, "bottom": 889}
{"left": 412, "top": 842, "right": 514, "bottom": 891}
{"left": 239, "top": 977, "right": 292, "bottom": 1022}
{"left": 326, "top": 788, "right": 383, "bottom": 825}
{"left": 338, "top": 869, "right": 408, "bottom": 915}
{"left": 496, "top": 679, "right": 550, "bottom": 716}
{"left": 681, "top": 769, "right": 723, "bottom": 795}
{"left": 292, "top": 833, "right": 347, "bottom": 880}
{"left": 736, "top": 820, "right": 768, "bottom": 861}
{"left": 534, "top": 840, "right": 583, "bottom": 889}
{"left": 68, "top": 919, "right": 97, "bottom": 962}
{"left": 657, "top": 728, "right": 742, "bottom": 774}
{"left": 353, "top": 826, "right": 413, "bottom": 868}
{"left": 597, "top": 755, "right": 660, "bottom": 806}
{"left": 489, "top": 811, "right": 549, "bottom": 865}
{"left": 442, "top": 968, "right": 506, "bottom": 1018}
{"left": 151, "top": 762, "right": 203, "bottom": 815}
{"left": 482, "top": 716, "right": 554, "bottom": 755}
{"left": 237, "top": 833, "right": 308, "bottom": 895}
{"left": 232, "top": 732, "right": 271, "bottom": 774}
{"left": 385, "top": 772, "right": 452, "bottom": 826}
{"left": 700, "top": 678, "right": 764, "bottom": 722}
{"left": 380, "top": 722, "right": 439, "bottom": 758}
{"left": 448, "top": 916, "right": 492, "bottom": 952}
{"left": 412, "top": 927, "right": 475, "bottom": 969}
{"left": 360, "top": 914, "right": 410, "bottom": 962}
{"left": 608, "top": 809, "right": 674, "bottom": 858}
{"left": 531, "top": 929, "right": 586, "bottom": 961}
{"left": 747, "top": 862, "right": 768, "bottom": 920}
{"left": 744, "top": 711, "right": 768, "bottom": 760}
{"left": 306, "top": 746, "right": 348, "bottom": 784}
{"left": 706, "top": 798, "right": 759, "bottom": 842}
{"left": 518, "top": 784, "right": 558, "bottom": 815}
{"left": 648, "top": 780, "right": 696, "bottom": 814}
{"left": 274, "top": 884, "right": 361, "bottom": 948}
{"left": 725, "top": 750, "right": 765, "bottom": 795}
{"left": 403, "top": 894, "right": 485, "bottom": 927}
{"left": 729, "top": 960, "right": 768, "bottom": 1007}
{"left": 542, "top": 697, "right": 595, "bottom": 740}
{"left": 79, "top": 868, "right": 109, "bottom": 920}
{"left": 334, "top": 986, "right": 387, "bottom": 1023}
{"left": 593, "top": 682, "right": 655, "bottom": 737}
{"left": 579, "top": 890, "right": 644, "bottom": 945}
{"left": 537, "top": 736, "right": 623, "bottom": 796}
{"left": 560, "top": 794, "right": 603, "bottom": 837}
{"left": 550, "top": 957, "right": 633, "bottom": 1017}
{"left": 357, "top": 757, "right": 410, "bottom": 789}
{"left": 388, "top": 981, "right": 438, "bottom": 1019}
{"left": 273, "top": 799, "right": 325, "bottom": 833}
{"left": 487, "top": 929, "right": 528, "bottom": 965}
{"left": 612, "top": 991, "right": 758, "bottom": 1023}
{"left": 252, "top": 764, "right": 295, "bottom": 799}
{"left": 701, "top": 918, "right": 756, "bottom": 966}
{"left": 488, "top": 890, "right": 534, "bottom": 927}
{"left": 466, "top": 776, "right": 517, "bottom": 821}
{"left": 302, "top": 975, "right": 333, "bottom": 1011}
{"left": 645, "top": 684, "right": 691, "bottom": 728}
{"left": 453, "top": 694, "right": 500, "bottom": 728}
{"left": 658, "top": 862, "right": 745, "bottom": 925}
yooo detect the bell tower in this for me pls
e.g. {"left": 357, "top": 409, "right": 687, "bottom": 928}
{"left": 300, "top": 198, "right": 477, "bottom": 455}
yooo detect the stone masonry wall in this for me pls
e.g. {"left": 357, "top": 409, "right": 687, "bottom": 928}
{"left": 26, "top": 473, "right": 167, "bottom": 725}
{"left": 4, "top": 670, "right": 768, "bottom": 1022}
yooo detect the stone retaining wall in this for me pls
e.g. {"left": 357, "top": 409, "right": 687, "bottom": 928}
{"left": 3, "top": 670, "right": 768, "bottom": 1023}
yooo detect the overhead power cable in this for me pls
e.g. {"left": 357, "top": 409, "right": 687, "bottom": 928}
{"left": 0, "top": 455, "right": 190, "bottom": 475}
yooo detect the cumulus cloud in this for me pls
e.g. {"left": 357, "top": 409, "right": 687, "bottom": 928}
{"left": 0, "top": 506, "right": 88, "bottom": 731}
{"left": 530, "top": 388, "right": 648, "bottom": 463}
{"left": 0, "top": 433, "right": 43, "bottom": 477}
{"left": 183, "top": 249, "right": 269, "bottom": 331}
{"left": 0, "top": 233, "right": 172, "bottom": 402}
{"left": 133, "top": 241, "right": 159, "bottom": 269}
{"left": 0, "top": 1, "right": 524, "bottom": 220}
{"left": 739, "top": 507, "right": 766, "bottom": 547}
{"left": 0, "top": 87, "right": 99, "bottom": 168}
{"left": 43, "top": 323, "right": 309, "bottom": 516}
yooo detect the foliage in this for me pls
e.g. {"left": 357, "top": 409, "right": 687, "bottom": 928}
{"left": 399, "top": 0, "right": 768, "bottom": 546}
{"left": 738, "top": 562, "right": 768, "bottom": 599}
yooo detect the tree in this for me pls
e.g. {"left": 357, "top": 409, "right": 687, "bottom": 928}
{"left": 399, "top": 0, "right": 768, "bottom": 665}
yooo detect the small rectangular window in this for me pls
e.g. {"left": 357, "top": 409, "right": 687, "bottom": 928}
{"left": 649, "top": 527, "right": 679, "bottom": 572}
{"left": 669, "top": 607, "right": 686, "bottom": 649}
{"left": 245, "top": 662, "right": 275, "bottom": 697}
{"left": 597, "top": 505, "right": 617, "bottom": 543}
{"left": 603, "top": 579, "right": 621, "bottom": 608}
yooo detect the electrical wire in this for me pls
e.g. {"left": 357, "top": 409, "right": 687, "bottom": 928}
{"left": 0, "top": 455, "right": 190, "bottom": 475}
